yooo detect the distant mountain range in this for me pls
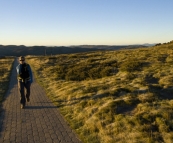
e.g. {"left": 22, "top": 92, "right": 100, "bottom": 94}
{"left": 0, "top": 44, "right": 153, "bottom": 56}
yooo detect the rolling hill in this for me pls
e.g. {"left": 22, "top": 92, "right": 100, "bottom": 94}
{"left": 26, "top": 40, "right": 173, "bottom": 143}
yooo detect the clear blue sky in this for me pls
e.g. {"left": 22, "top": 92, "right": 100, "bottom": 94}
{"left": 0, "top": 0, "right": 173, "bottom": 46}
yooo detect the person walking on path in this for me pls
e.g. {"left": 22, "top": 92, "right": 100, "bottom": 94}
{"left": 16, "top": 56, "right": 33, "bottom": 109}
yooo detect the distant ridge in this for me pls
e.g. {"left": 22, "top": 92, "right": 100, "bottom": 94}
{"left": 76, "top": 45, "right": 148, "bottom": 50}
{"left": 0, "top": 44, "right": 149, "bottom": 56}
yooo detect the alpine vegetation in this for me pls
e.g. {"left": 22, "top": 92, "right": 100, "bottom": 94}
{"left": 27, "top": 41, "right": 173, "bottom": 143}
{"left": 0, "top": 57, "right": 14, "bottom": 102}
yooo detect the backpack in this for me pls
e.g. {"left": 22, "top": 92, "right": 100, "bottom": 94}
{"left": 18, "top": 63, "right": 30, "bottom": 80}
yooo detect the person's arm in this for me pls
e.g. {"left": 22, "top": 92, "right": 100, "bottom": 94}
{"left": 16, "top": 64, "right": 20, "bottom": 79}
{"left": 28, "top": 64, "right": 33, "bottom": 83}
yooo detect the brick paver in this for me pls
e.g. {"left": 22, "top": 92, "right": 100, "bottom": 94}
{"left": 0, "top": 59, "right": 82, "bottom": 143}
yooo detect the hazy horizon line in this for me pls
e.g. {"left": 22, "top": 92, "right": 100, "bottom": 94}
{"left": 0, "top": 43, "right": 157, "bottom": 47}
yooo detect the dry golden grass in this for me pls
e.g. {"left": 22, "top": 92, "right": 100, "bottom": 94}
{"left": 0, "top": 57, "right": 14, "bottom": 102}
{"left": 27, "top": 42, "right": 173, "bottom": 143}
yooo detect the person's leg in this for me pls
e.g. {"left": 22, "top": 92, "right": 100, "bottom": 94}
{"left": 25, "top": 81, "right": 31, "bottom": 102}
{"left": 18, "top": 81, "right": 26, "bottom": 108}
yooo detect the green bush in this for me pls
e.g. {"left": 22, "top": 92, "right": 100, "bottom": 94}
{"left": 53, "top": 65, "right": 66, "bottom": 79}
{"left": 88, "top": 67, "right": 101, "bottom": 79}
{"left": 65, "top": 65, "right": 89, "bottom": 81}
{"left": 120, "top": 60, "right": 143, "bottom": 72}
{"left": 39, "top": 55, "right": 118, "bottom": 81}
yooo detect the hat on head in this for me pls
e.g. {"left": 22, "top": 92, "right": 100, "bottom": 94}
{"left": 19, "top": 56, "right": 25, "bottom": 61}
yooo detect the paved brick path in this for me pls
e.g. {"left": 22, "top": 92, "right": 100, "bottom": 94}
{"left": 0, "top": 59, "right": 82, "bottom": 143}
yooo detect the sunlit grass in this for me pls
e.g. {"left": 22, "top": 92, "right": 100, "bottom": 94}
{"left": 0, "top": 57, "right": 14, "bottom": 102}
{"left": 27, "top": 41, "right": 173, "bottom": 143}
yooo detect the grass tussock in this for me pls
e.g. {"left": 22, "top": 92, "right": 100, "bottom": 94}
{"left": 27, "top": 41, "right": 173, "bottom": 143}
{"left": 0, "top": 57, "right": 14, "bottom": 103}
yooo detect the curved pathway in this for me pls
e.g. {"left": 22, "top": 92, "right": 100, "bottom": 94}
{"left": 0, "top": 59, "right": 82, "bottom": 143}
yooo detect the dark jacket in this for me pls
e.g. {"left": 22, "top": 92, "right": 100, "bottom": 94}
{"left": 16, "top": 63, "right": 33, "bottom": 83}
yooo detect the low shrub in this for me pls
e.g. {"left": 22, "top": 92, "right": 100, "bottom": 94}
{"left": 157, "top": 54, "right": 167, "bottom": 62}
{"left": 120, "top": 59, "right": 143, "bottom": 72}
